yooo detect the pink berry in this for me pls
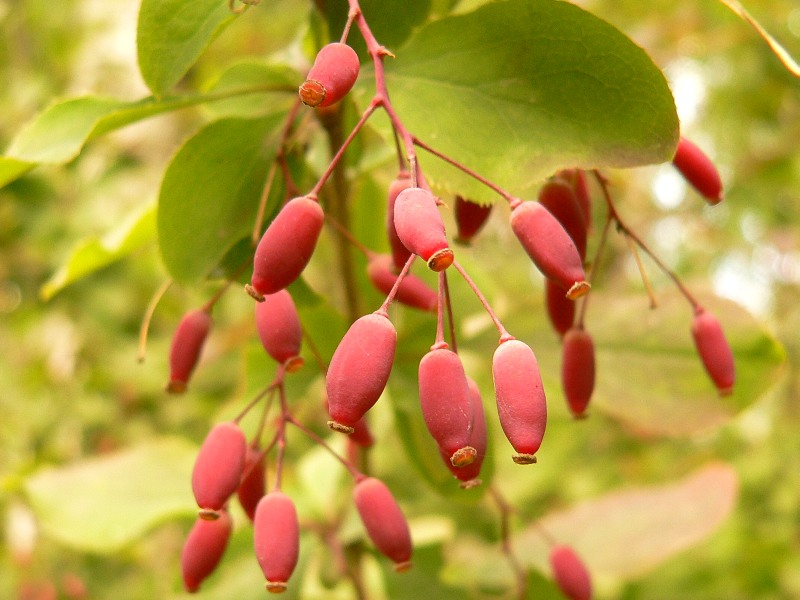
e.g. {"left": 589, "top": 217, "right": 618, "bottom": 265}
{"left": 691, "top": 308, "right": 735, "bottom": 395}
{"left": 254, "top": 290, "right": 304, "bottom": 371}
{"left": 492, "top": 339, "right": 547, "bottom": 464}
{"left": 550, "top": 544, "right": 592, "bottom": 600}
{"left": 167, "top": 308, "right": 213, "bottom": 394}
{"left": 386, "top": 172, "right": 414, "bottom": 271}
{"left": 672, "top": 136, "right": 723, "bottom": 204}
{"left": 439, "top": 377, "right": 487, "bottom": 487}
{"left": 510, "top": 200, "right": 589, "bottom": 299}
{"left": 237, "top": 445, "right": 266, "bottom": 523}
{"left": 537, "top": 179, "right": 588, "bottom": 260}
{"left": 191, "top": 422, "right": 247, "bottom": 518}
{"left": 545, "top": 278, "right": 575, "bottom": 337}
{"left": 557, "top": 168, "right": 592, "bottom": 226}
{"left": 299, "top": 43, "right": 360, "bottom": 108}
{"left": 366, "top": 253, "right": 437, "bottom": 312}
{"left": 393, "top": 187, "right": 454, "bottom": 271}
{"left": 353, "top": 477, "right": 413, "bottom": 571}
{"left": 326, "top": 312, "right": 397, "bottom": 433}
{"left": 254, "top": 491, "right": 300, "bottom": 593}
{"left": 454, "top": 195, "right": 493, "bottom": 245}
{"left": 561, "top": 327, "right": 595, "bottom": 418}
{"left": 249, "top": 196, "right": 324, "bottom": 298}
{"left": 418, "top": 347, "right": 477, "bottom": 467}
{"left": 181, "top": 509, "right": 232, "bottom": 593}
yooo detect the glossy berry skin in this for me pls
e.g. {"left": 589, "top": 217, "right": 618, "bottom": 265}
{"left": 546, "top": 278, "right": 575, "bottom": 337}
{"left": 181, "top": 509, "right": 232, "bottom": 593}
{"left": 550, "top": 544, "right": 592, "bottom": 600}
{"left": 326, "top": 313, "right": 397, "bottom": 433}
{"left": 454, "top": 196, "right": 493, "bottom": 245}
{"left": 386, "top": 172, "right": 414, "bottom": 271}
{"left": 353, "top": 477, "right": 413, "bottom": 571}
{"left": 419, "top": 347, "right": 477, "bottom": 467}
{"left": 167, "top": 309, "right": 213, "bottom": 394}
{"left": 250, "top": 196, "right": 324, "bottom": 298}
{"left": 691, "top": 308, "right": 735, "bottom": 395}
{"left": 191, "top": 422, "right": 247, "bottom": 518}
{"left": 366, "top": 254, "right": 437, "bottom": 312}
{"left": 393, "top": 187, "right": 454, "bottom": 271}
{"left": 510, "top": 200, "right": 589, "bottom": 299}
{"left": 492, "top": 339, "right": 547, "bottom": 464}
{"left": 254, "top": 491, "right": 300, "bottom": 593}
{"left": 237, "top": 445, "right": 265, "bottom": 522}
{"left": 440, "top": 377, "right": 487, "bottom": 486}
{"left": 557, "top": 169, "right": 592, "bottom": 226}
{"left": 561, "top": 328, "right": 595, "bottom": 418}
{"left": 537, "top": 179, "right": 588, "bottom": 260}
{"left": 255, "top": 290, "right": 303, "bottom": 371}
{"left": 672, "top": 137, "right": 723, "bottom": 204}
{"left": 299, "top": 43, "right": 360, "bottom": 108}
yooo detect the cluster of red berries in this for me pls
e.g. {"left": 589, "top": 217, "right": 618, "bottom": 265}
{"left": 161, "top": 11, "right": 736, "bottom": 599}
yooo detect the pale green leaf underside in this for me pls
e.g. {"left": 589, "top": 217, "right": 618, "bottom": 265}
{"left": 380, "top": 0, "right": 679, "bottom": 202}
{"left": 24, "top": 437, "right": 197, "bottom": 553}
{"left": 40, "top": 202, "right": 157, "bottom": 301}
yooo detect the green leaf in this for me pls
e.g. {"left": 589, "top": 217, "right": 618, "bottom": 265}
{"left": 157, "top": 115, "right": 286, "bottom": 285}
{"left": 0, "top": 157, "right": 35, "bottom": 188}
{"left": 40, "top": 201, "right": 157, "bottom": 301}
{"left": 137, "top": 0, "right": 235, "bottom": 97}
{"left": 204, "top": 60, "right": 301, "bottom": 119}
{"left": 375, "top": 0, "right": 679, "bottom": 202}
{"left": 24, "top": 437, "right": 197, "bottom": 553}
{"left": 511, "top": 463, "right": 739, "bottom": 578}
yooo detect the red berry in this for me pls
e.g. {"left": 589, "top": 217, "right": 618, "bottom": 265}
{"left": 557, "top": 169, "right": 592, "bottom": 226}
{"left": 454, "top": 195, "right": 493, "bottom": 245}
{"left": 254, "top": 290, "right": 304, "bottom": 371}
{"left": 237, "top": 445, "right": 266, "bottom": 522}
{"left": 299, "top": 43, "right": 360, "bottom": 108}
{"left": 672, "top": 136, "right": 723, "bottom": 204}
{"left": 249, "top": 196, "right": 324, "bottom": 298}
{"left": 349, "top": 415, "right": 376, "bottom": 448}
{"left": 418, "top": 347, "right": 477, "bottom": 467}
{"left": 366, "top": 253, "right": 437, "bottom": 312}
{"left": 545, "top": 278, "right": 575, "bottom": 337}
{"left": 386, "top": 172, "right": 414, "bottom": 270}
{"left": 326, "top": 312, "right": 397, "bottom": 433}
{"left": 181, "top": 509, "right": 232, "bottom": 593}
{"left": 492, "top": 339, "right": 547, "bottom": 464}
{"left": 561, "top": 327, "right": 595, "bottom": 418}
{"left": 691, "top": 308, "right": 735, "bottom": 395}
{"left": 537, "top": 179, "right": 588, "bottom": 260}
{"left": 353, "top": 477, "right": 413, "bottom": 571}
{"left": 254, "top": 491, "right": 300, "bottom": 593}
{"left": 167, "top": 308, "right": 213, "bottom": 394}
{"left": 393, "top": 187, "right": 454, "bottom": 271}
{"left": 510, "top": 200, "right": 589, "bottom": 299}
{"left": 191, "top": 422, "right": 247, "bottom": 518}
{"left": 550, "top": 544, "right": 592, "bottom": 600}
{"left": 440, "top": 377, "right": 487, "bottom": 487}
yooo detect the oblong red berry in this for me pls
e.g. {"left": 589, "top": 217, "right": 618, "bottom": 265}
{"left": 353, "top": 477, "right": 413, "bottom": 571}
{"left": 167, "top": 308, "right": 213, "bottom": 394}
{"left": 510, "top": 200, "right": 589, "bottom": 299}
{"left": 237, "top": 445, "right": 265, "bottom": 523}
{"left": 326, "top": 312, "right": 397, "bottom": 433}
{"left": 299, "top": 43, "right": 360, "bottom": 108}
{"left": 349, "top": 415, "right": 375, "bottom": 448}
{"left": 557, "top": 168, "right": 592, "bottom": 226}
{"left": 550, "top": 544, "right": 592, "bottom": 600}
{"left": 419, "top": 347, "right": 477, "bottom": 467}
{"left": 546, "top": 277, "right": 575, "bottom": 337}
{"left": 181, "top": 509, "right": 232, "bottom": 593}
{"left": 691, "top": 308, "right": 735, "bottom": 395}
{"left": 386, "top": 172, "right": 414, "bottom": 271}
{"left": 366, "top": 254, "right": 437, "bottom": 312}
{"left": 250, "top": 196, "right": 324, "bottom": 298}
{"left": 191, "top": 422, "right": 247, "bottom": 518}
{"left": 393, "top": 187, "right": 454, "bottom": 271}
{"left": 492, "top": 339, "right": 547, "bottom": 464}
{"left": 255, "top": 290, "right": 303, "bottom": 371}
{"left": 672, "top": 136, "right": 723, "bottom": 204}
{"left": 537, "top": 179, "right": 588, "bottom": 260}
{"left": 454, "top": 196, "right": 493, "bottom": 245}
{"left": 561, "top": 327, "right": 595, "bottom": 418}
{"left": 440, "top": 377, "right": 487, "bottom": 487}
{"left": 254, "top": 491, "right": 300, "bottom": 593}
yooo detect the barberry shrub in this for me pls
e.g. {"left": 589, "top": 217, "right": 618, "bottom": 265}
{"left": 4, "top": 0, "right": 791, "bottom": 599}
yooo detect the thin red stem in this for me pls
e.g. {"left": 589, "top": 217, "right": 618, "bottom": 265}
{"left": 452, "top": 260, "right": 511, "bottom": 341}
